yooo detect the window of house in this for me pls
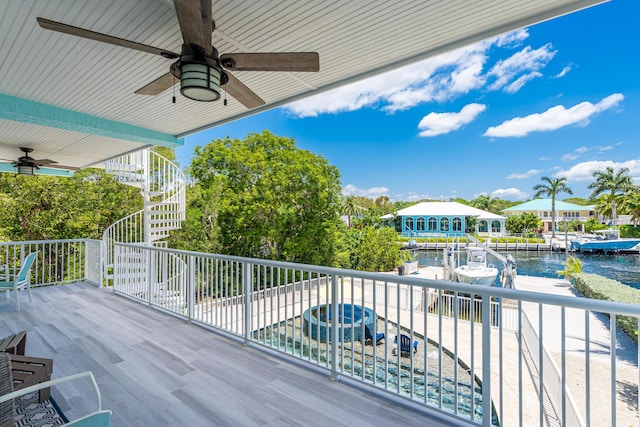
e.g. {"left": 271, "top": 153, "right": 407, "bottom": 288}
{"left": 405, "top": 217, "right": 414, "bottom": 230}
{"left": 452, "top": 217, "right": 462, "bottom": 232}
{"left": 428, "top": 217, "right": 437, "bottom": 231}
{"left": 491, "top": 220, "right": 501, "bottom": 233}
{"left": 479, "top": 220, "right": 488, "bottom": 232}
{"left": 440, "top": 217, "right": 449, "bottom": 231}
{"left": 416, "top": 217, "right": 425, "bottom": 231}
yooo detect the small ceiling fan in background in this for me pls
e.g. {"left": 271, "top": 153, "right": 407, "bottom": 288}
{"left": 0, "top": 147, "right": 79, "bottom": 175}
{"left": 37, "top": 0, "right": 320, "bottom": 108}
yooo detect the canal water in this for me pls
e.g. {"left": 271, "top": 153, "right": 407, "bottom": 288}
{"left": 413, "top": 250, "right": 640, "bottom": 289}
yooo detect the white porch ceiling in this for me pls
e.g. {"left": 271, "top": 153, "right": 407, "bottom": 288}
{"left": 0, "top": 0, "right": 605, "bottom": 173}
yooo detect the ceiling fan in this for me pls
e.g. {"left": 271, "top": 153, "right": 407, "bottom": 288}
{"left": 0, "top": 147, "right": 79, "bottom": 175}
{"left": 36, "top": 0, "right": 320, "bottom": 108}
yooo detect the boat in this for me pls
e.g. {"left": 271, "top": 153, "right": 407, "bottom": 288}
{"left": 569, "top": 229, "right": 640, "bottom": 253}
{"left": 454, "top": 248, "right": 499, "bottom": 286}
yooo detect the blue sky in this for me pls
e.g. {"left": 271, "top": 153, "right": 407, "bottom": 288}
{"left": 177, "top": 0, "right": 639, "bottom": 202}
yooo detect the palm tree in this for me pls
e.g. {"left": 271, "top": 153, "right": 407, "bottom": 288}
{"left": 533, "top": 176, "right": 573, "bottom": 237}
{"left": 620, "top": 186, "right": 640, "bottom": 226}
{"left": 340, "top": 196, "right": 363, "bottom": 229}
{"left": 588, "top": 167, "right": 633, "bottom": 228}
{"left": 471, "top": 194, "right": 498, "bottom": 213}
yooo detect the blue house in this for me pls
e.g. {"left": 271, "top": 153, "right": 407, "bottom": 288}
{"left": 394, "top": 202, "right": 506, "bottom": 237}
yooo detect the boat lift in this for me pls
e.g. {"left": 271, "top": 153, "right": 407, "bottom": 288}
{"left": 465, "top": 235, "right": 517, "bottom": 289}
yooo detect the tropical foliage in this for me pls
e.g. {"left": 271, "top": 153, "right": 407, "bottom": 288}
{"left": 0, "top": 169, "right": 142, "bottom": 241}
{"left": 505, "top": 212, "right": 542, "bottom": 235}
{"left": 186, "top": 131, "right": 343, "bottom": 266}
{"left": 334, "top": 226, "right": 402, "bottom": 272}
{"left": 557, "top": 256, "right": 583, "bottom": 279}
{"left": 572, "top": 273, "right": 640, "bottom": 343}
{"left": 589, "top": 167, "right": 633, "bottom": 225}
{"left": 533, "top": 176, "right": 573, "bottom": 237}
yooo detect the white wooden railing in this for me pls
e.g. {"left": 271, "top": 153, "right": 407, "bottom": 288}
{"left": 112, "top": 242, "right": 640, "bottom": 427}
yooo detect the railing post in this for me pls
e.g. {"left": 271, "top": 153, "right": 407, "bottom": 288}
{"left": 146, "top": 248, "right": 153, "bottom": 308}
{"left": 244, "top": 262, "right": 253, "bottom": 346}
{"left": 188, "top": 255, "right": 195, "bottom": 322}
{"left": 482, "top": 294, "right": 492, "bottom": 426}
{"left": 330, "top": 274, "right": 340, "bottom": 381}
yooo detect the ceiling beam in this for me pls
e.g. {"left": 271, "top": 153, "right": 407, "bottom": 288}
{"left": 0, "top": 94, "right": 183, "bottom": 148}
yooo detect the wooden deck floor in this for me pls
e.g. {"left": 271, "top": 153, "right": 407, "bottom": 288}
{"left": 0, "top": 283, "right": 461, "bottom": 426}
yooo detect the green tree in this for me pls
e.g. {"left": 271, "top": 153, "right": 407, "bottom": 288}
{"left": 0, "top": 169, "right": 142, "bottom": 241}
{"left": 588, "top": 166, "right": 633, "bottom": 227}
{"left": 168, "top": 183, "right": 222, "bottom": 254}
{"left": 619, "top": 186, "right": 640, "bottom": 226}
{"left": 593, "top": 193, "right": 623, "bottom": 224}
{"left": 340, "top": 196, "right": 363, "bottom": 229}
{"left": 505, "top": 213, "right": 541, "bottom": 235}
{"left": 505, "top": 215, "right": 524, "bottom": 234}
{"left": 348, "top": 226, "right": 402, "bottom": 272}
{"left": 188, "top": 131, "right": 342, "bottom": 265}
{"left": 533, "top": 176, "right": 573, "bottom": 237}
{"left": 471, "top": 194, "right": 499, "bottom": 213}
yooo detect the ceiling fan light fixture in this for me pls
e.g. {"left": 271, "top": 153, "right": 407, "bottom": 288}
{"left": 16, "top": 164, "right": 38, "bottom": 176}
{"left": 180, "top": 61, "right": 221, "bottom": 102}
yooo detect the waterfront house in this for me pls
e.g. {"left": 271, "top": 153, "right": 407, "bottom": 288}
{"left": 394, "top": 201, "right": 506, "bottom": 237}
{"left": 502, "top": 199, "right": 596, "bottom": 232}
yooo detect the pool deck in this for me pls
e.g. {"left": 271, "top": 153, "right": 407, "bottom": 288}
{"left": 406, "top": 266, "right": 639, "bottom": 427}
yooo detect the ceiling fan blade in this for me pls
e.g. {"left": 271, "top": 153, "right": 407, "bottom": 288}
{"left": 174, "top": 0, "right": 211, "bottom": 53}
{"left": 202, "top": 0, "right": 212, "bottom": 43}
{"left": 224, "top": 73, "right": 265, "bottom": 109}
{"left": 37, "top": 18, "right": 179, "bottom": 58}
{"left": 42, "top": 164, "right": 81, "bottom": 171}
{"left": 135, "top": 73, "right": 176, "bottom": 95}
{"left": 34, "top": 159, "right": 58, "bottom": 166}
{"left": 220, "top": 52, "right": 320, "bottom": 72}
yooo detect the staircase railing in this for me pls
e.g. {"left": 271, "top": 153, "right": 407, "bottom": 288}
{"left": 102, "top": 149, "right": 186, "bottom": 282}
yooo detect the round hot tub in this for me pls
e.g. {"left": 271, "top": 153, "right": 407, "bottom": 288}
{"left": 302, "top": 304, "right": 378, "bottom": 342}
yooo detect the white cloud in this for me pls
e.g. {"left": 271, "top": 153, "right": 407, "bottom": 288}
{"left": 555, "top": 159, "right": 640, "bottom": 182}
{"left": 484, "top": 93, "right": 624, "bottom": 137}
{"left": 342, "top": 184, "right": 389, "bottom": 199}
{"left": 503, "top": 71, "right": 542, "bottom": 94}
{"left": 539, "top": 156, "right": 551, "bottom": 161}
{"left": 494, "top": 29, "right": 529, "bottom": 47}
{"left": 561, "top": 152, "right": 580, "bottom": 162}
{"left": 284, "top": 28, "right": 550, "bottom": 118}
{"left": 417, "top": 103, "right": 486, "bottom": 137}
{"left": 491, "top": 188, "right": 529, "bottom": 200}
{"left": 487, "top": 44, "right": 556, "bottom": 93}
{"left": 406, "top": 192, "right": 437, "bottom": 201}
{"left": 506, "top": 169, "right": 540, "bottom": 179}
{"left": 555, "top": 65, "right": 572, "bottom": 78}
{"left": 561, "top": 145, "right": 616, "bottom": 162}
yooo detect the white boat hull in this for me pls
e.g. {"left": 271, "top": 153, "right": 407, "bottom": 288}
{"left": 455, "top": 266, "right": 499, "bottom": 286}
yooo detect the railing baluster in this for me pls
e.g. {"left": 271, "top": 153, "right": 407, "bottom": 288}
{"left": 611, "top": 313, "right": 617, "bottom": 426}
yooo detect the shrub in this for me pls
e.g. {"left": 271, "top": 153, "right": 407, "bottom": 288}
{"left": 572, "top": 273, "right": 640, "bottom": 342}
{"left": 557, "top": 256, "right": 583, "bottom": 279}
